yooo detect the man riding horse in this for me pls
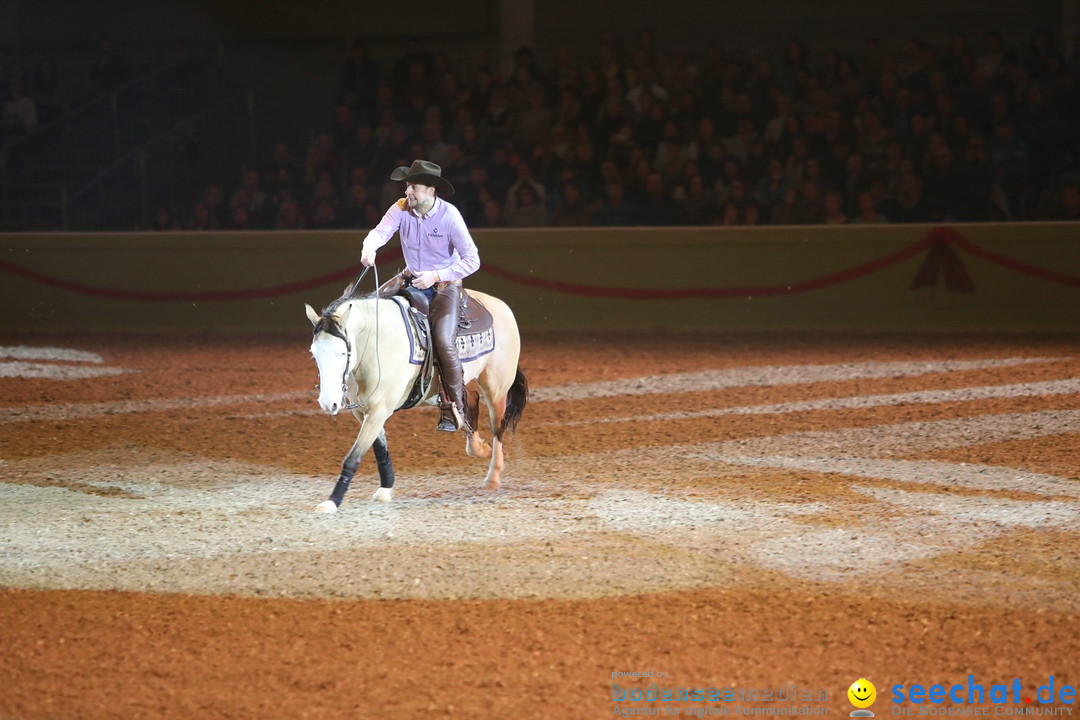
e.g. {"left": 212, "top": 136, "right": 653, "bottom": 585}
{"left": 360, "top": 159, "right": 479, "bottom": 434}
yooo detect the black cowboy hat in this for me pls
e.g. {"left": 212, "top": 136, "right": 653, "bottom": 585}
{"left": 390, "top": 159, "right": 455, "bottom": 197}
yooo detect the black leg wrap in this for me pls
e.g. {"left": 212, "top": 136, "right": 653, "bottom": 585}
{"left": 372, "top": 436, "right": 395, "bottom": 489}
{"left": 329, "top": 476, "right": 352, "bottom": 507}
{"left": 329, "top": 456, "right": 360, "bottom": 506}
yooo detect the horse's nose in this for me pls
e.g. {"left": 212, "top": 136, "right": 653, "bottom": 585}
{"left": 330, "top": 402, "right": 339, "bottom": 414}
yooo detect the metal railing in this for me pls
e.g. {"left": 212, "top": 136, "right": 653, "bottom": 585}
{"left": 1, "top": 39, "right": 346, "bottom": 231}
{"left": 0, "top": 50, "right": 226, "bottom": 230}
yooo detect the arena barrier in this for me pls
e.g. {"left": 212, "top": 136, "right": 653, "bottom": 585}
{"left": 1, "top": 223, "right": 1078, "bottom": 332}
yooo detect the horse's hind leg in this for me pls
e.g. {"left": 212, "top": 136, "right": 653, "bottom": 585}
{"left": 480, "top": 394, "right": 507, "bottom": 489}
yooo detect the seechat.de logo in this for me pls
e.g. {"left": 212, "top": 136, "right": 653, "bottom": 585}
{"left": 891, "top": 676, "right": 1077, "bottom": 714}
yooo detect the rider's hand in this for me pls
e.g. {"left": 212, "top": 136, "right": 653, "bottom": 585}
{"left": 411, "top": 270, "right": 440, "bottom": 290}
{"left": 360, "top": 246, "right": 377, "bottom": 267}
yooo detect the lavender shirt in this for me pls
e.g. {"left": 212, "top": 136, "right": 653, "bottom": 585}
{"left": 362, "top": 197, "right": 480, "bottom": 282}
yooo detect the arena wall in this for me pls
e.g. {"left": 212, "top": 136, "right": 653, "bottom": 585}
{"left": 1, "top": 223, "right": 1077, "bottom": 333}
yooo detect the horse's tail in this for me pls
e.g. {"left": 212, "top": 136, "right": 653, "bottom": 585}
{"left": 498, "top": 367, "right": 528, "bottom": 440}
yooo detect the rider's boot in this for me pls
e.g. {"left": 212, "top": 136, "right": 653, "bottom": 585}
{"left": 431, "top": 283, "right": 475, "bottom": 434}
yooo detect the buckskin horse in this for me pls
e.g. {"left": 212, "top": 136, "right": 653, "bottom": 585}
{"left": 305, "top": 275, "right": 527, "bottom": 511}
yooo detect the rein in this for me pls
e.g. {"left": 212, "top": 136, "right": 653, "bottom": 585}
{"left": 338, "top": 264, "right": 381, "bottom": 412}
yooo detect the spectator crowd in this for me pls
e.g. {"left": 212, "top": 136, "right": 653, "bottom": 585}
{"left": 156, "top": 28, "right": 1080, "bottom": 230}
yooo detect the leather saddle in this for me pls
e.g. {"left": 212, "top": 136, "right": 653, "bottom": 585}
{"left": 375, "top": 273, "right": 495, "bottom": 412}
{"left": 377, "top": 273, "right": 494, "bottom": 338}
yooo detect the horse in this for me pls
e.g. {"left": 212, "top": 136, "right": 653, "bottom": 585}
{"left": 304, "top": 280, "right": 528, "bottom": 512}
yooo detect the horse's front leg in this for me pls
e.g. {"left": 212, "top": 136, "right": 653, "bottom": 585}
{"left": 315, "top": 409, "right": 393, "bottom": 512}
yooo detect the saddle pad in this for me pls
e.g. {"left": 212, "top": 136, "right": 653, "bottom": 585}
{"left": 390, "top": 297, "right": 495, "bottom": 365}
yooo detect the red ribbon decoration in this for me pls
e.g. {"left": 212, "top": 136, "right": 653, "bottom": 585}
{"left": 1, "top": 228, "right": 1077, "bottom": 302}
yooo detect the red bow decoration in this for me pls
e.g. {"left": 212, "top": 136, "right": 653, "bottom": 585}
{"left": 910, "top": 228, "right": 975, "bottom": 293}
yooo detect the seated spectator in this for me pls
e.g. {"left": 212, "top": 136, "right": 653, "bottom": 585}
{"left": 229, "top": 204, "right": 254, "bottom": 230}
{"left": 309, "top": 197, "right": 342, "bottom": 229}
{"left": 504, "top": 183, "right": 549, "bottom": 227}
{"left": 796, "top": 181, "right": 826, "bottom": 224}
{"left": 755, "top": 156, "right": 795, "bottom": 214}
{"left": 592, "top": 181, "right": 635, "bottom": 226}
{"left": 504, "top": 162, "right": 548, "bottom": 219}
{"left": 922, "top": 145, "right": 964, "bottom": 220}
{"left": 742, "top": 200, "right": 763, "bottom": 226}
{"left": 239, "top": 170, "right": 272, "bottom": 227}
{"left": 200, "top": 184, "right": 229, "bottom": 227}
{"left": 770, "top": 187, "right": 800, "bottom": 225}
{"left": 551, "top": 182, "right": 593, "bottom": 227}
{"left": 276, "top": 198, "right": 306, "bottom": 230}
{"left": 186, "top": 201, "right": 218, "bottom": 230}
{"left": 717, "top": 201, "right": 740, "bottom": 226}
{"left": 340, "top": 184, "right": 373, "bottom": 228}
{"left": 851, "top": 190, "right": 888, "bottom": 224}
{"left": 1050, "top": 180, "right": 1080, "bottom": 220}
{"left": 823, "top": 189, "right": 849, "bottom": 224}
{"left": 150, "top": 205, "right": 179, "bottom": 231}
{"left": 677, "top": 174, "right": 718, "bottom": 226}
{"left": 636, "top": 172, "right": 679, "bottom": 226}
{"left": 510, "top": 86, "right": 553, "bottom": 154}
{"left": 986, "top": 118, "right": 1030, "bottom": 218}
{"left": 476, "top": 197, "right": 505, "bottom": 228}
{"left": 881, "top": 173, "right": 935, "bottom": 223}
{"left": 951, "top": 133, "right": 996, "bottom": 221}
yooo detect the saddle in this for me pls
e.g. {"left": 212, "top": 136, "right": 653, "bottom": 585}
{"left": 378, "top": 273, "right": 495, "bottom": 410}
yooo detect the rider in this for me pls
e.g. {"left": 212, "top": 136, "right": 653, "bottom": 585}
{"left": 360, "top": 159, "right": 480, "bottom": 434}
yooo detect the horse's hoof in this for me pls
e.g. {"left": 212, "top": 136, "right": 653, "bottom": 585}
{"left": 483, "top": 478, "right": 501, "bottom": 490}
{"left": 372, "top": 487, "right": 393, "bottom": 502}
{"left": 315, "top": 500, "right": 338, "bottom": 514}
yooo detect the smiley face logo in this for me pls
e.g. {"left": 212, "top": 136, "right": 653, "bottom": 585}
{"left": 848, "top": 678, "right": 877, "bottom": 709}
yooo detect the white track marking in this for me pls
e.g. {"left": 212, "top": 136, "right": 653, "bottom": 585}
{"left": 705, "top": 456, "right": 1080, "bottom": 498}
{"left": 0, "top": 362, "right": 132, "bottom": 380}
{"left": 0, "top": 345, "right": 124, "bottom": 380}
{"left": 531, "top": 357, "right": 1063, "bottom": 402}
{"left": 557, "top": 379, "right": 1080, "bottom": 426}
{"left": 1, "top": 469, "right": 1076, "bottom": 592}
{"left": 718, "top": 409, "right": 1080, "bottom": 459}
{"left": 4, "top": 356, "right": 1068, "bottom": 423}
{"left": 593, "top": 487, "right": 1079, "bottom": 580}
{"left": 0, "top": 346, "right": 104, "bottom": 363}
{"left": 0, "top": 391, "right": 311, "bottom": 424}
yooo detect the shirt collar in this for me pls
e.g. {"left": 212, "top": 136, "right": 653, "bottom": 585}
{"left": 410, "top": 196, "right": 440, "bottom": 219}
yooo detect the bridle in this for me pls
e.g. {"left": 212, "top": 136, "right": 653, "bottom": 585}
{"left": 317, "top": 317, "right": 363, "bottom": 412}
{"left": 314, "top": 264, "right": 381, "bottom": 413}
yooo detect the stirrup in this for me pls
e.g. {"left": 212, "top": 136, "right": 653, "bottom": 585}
{"left": 436, "top": 403, "right": 464, "bottom": 432}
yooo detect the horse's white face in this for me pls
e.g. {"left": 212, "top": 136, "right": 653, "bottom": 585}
{"left": 306, "top": 303, "right": 353, "bottom": 416}
{"left": 310, "top": 331, "right": 349, "bottom": 415}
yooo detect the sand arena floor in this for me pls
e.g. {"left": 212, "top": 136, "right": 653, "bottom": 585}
{"left": 0, "top": 330, "right": 1078, "bottom": 719}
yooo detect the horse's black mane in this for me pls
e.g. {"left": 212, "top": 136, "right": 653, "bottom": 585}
{"left": 324, "top": 279, "right": 379, "bottom": 315}
{"left": 314, "top": 279, "right": 377, "bottom": 335}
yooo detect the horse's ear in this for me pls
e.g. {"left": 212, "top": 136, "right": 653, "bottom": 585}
{"left": 336, "top": 304, "right": 353, "bottom": 326}
{"left": 305, "top": 304, "right": 320, "bottom": 326}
